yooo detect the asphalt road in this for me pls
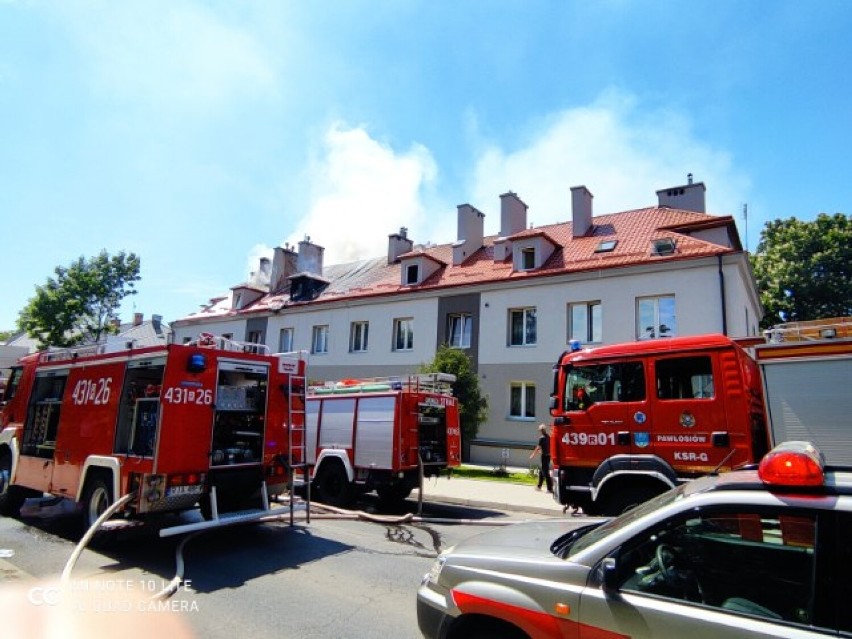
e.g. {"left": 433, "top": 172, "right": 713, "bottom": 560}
{"left": 0, "top": 497, "right": 554, "bottom": 639}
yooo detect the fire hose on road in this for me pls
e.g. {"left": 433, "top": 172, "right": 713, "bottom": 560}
{"left": 61, "top": 492, "right": 531, "bottom": 603}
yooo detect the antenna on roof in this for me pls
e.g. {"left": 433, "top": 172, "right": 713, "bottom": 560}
{"left": 743, "top": 203, "right": 749, "bottom": 251}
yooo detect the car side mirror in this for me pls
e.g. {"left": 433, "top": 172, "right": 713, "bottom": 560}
{"left": 601, "top": 557, "right": 619, "bottom": 594}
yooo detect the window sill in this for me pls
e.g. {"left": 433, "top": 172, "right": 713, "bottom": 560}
{"left": 507, "top": 416, "right": 537, "bottom": 422}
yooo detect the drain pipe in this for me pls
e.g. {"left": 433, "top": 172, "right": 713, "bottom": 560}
{"left": 718, "top": 255, "right": 728, "bottom": 335}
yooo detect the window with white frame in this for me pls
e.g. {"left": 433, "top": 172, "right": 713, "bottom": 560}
{"left": 509, "top": 307, "right": 537, "bottom": 346}
{"left": 521, "top": 246, "right": 536, "bottom": 270}
{"left": 393, "top": 318, "right": 414, "bottom": 351}
{"left": 637, "top": 295, "right": 676, "bottom": 340}
{"left": 349, "top": 321, "right": 369, "bottom": 353}
{"left": 311, "top": 325, "right": 329, "bottom": 354}
{"left": 247, "top": 330, "right": 262, "bottom": 344}
{"left": 568, "top": 301, "right": 602, "bottom": 344}
{"left": 447, "top": 313, "right": 472, "bottom": 348}
{"left": 510, "top": 382, "right": 536, "bottom": 419}
{"left": 278, "top": 327, "right": 294, "bottom": 353}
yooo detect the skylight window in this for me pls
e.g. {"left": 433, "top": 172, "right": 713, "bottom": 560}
{"left": 651, "top": 237, "right": 677, "bottom": 256}
{"left": 595, "top": 239, "right": 618, "bottom": 253}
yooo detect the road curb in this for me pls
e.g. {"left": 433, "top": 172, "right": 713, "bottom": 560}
{"left": 421, "top": 494, "right": 567, "bottom": 518}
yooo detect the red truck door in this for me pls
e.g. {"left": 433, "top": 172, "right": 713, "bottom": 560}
{"left": 648, "top": 352, "right": 730, "bottom": 472}
{"left": 559, "top": 360, "right": 648, "bottom": 462}
{"left": 156, "top": 348, "right": 217, "bottom": 473}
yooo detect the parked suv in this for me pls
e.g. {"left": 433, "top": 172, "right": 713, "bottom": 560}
{"left": 417, "top": 441, "right": 852, "bottom": 638}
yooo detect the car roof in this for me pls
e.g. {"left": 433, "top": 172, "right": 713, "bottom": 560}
{"left": 687, "top": 467, "right": 852, "bottom": 499}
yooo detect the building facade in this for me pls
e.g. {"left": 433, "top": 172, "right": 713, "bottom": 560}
{"left": 171, "top": 179, "right": 762, "bottom": 466}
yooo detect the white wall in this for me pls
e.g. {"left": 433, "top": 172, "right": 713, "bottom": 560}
{"left": 172, "top": 318, "right": 247, "bottom": 344}
{"left": 270, "top": 296, "right": 440, "bottom": 369}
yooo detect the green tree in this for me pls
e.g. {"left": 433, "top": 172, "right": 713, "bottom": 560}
{"left": 0, "top": 330, "right": 13, "bottom": 343}
{"left": 421, "top": 345, "right": 488, "bottom": 456}
{"left": 751, "top": 213, "right": 851, "bottom": 328}
{"left": 18, "top": 250, "right": 141, "bottom": 349}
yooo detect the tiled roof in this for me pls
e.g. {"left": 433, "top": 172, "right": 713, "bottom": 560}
{"left": 176, "top": 206, "right": 739, "bottom": 323}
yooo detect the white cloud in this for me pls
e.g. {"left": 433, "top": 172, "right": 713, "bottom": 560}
{"left": 249, "top": 93, "right": 749, "bottom": 276}
{"left": 283, "top": 123, "right": 439, "bottom": 264}
{"left": 61, "top": 1, "right": 277, "bottom": 108}
{"left": 470, "top": 90, "right": 749, "bottom": 226}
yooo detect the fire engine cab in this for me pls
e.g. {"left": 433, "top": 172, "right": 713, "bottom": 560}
{"left": 549, "top": 334, "right": 771, "bottom": 516}
{"left": 0, "top": 333, "right": 306, "bottom": 537}
{"left": 303, "top": 374, "right": 461, "bottom": 507}
{"left": 549, "top": 318, "right": 852, "bottom": 516}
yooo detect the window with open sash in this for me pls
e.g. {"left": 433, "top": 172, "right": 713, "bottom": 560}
{"left": 393, "top": 318, "right": 414, "bottom": 351}
{"left": 350, "top": 321, "right": 369, "bottom": 353}
{"left": 447, "top": 313, "right": 472, "bottom": 349}
{"left": 509, "top": 307, "right": 537, "bottom": 346}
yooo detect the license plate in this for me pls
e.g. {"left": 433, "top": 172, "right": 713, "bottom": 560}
{"left": 167, "top": 485, "right": 203, "bottom": 496}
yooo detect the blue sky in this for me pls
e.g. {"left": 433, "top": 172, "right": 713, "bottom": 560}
{"left": 1, "top": 1, "right": 850, "bottom": 331}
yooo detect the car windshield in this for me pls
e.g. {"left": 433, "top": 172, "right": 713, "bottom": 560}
{"left": 553, "top": 486, "right": 686, "bottom": 559}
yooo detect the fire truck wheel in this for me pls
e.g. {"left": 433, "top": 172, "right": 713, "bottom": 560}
{"left": 376, "top": 483, "right": 412, "bottom": 505}
{"left": 0, "top": 451, "right": 27, "bottom": 516}
{"left": 315, "top": 462, "right": 354, "bottom": 507}
{"left": 600, "top": 483, "right": 660, "bottom": 516}
{"left": 82, "top": 476, "right": 114, "bottom": 531}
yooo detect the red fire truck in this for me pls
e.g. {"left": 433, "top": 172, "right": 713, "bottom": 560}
{"left": 549, "top": 318, "right": 852, "bottom": 516}
{"left": 0, "top": 333, "right": 306, "bottom": 537}
{"left": 303, "top": 374, "right": 461, "bottom": 507}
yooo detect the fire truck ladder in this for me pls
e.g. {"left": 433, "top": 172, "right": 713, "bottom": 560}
{"left": 288, "top": 372, "right": 310, "bottom": 525}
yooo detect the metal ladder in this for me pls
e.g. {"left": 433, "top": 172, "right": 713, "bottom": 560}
{"left": 287, "top": 371, "right": 310, "bottom": 525}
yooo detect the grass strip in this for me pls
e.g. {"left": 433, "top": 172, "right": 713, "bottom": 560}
{"left": 449, "top": 464, "right": 538, "bottom": 486}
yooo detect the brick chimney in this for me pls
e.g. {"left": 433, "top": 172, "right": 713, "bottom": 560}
{"left": 133, "top": 312, "right": 143, "bottom": 326}
{"left": 388, "top": 227, "right": 414, "bottom": 264}
{"left": 453, "top": 204, "right": 485, "bottom": 265}
{"left": 494, "top": 191, "right": 528, "bottom": 261}
{"left": 297, "top": 236, "right": 325, "bottom": 275}
{"left": 270, "top": 244, "right": 298, "bottom": 293}
{"left": 571, "top": 185, "right": 594, "bottom": 237}
{"left": 499, "top": 191, "right": 528, "bottom": 237}
{"left": 656, "top": 174, "right": 706, "bottom": 212}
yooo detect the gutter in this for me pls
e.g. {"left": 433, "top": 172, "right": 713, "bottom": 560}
{"left": 718, "top": 255, "right": 728, "bottom": 335}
